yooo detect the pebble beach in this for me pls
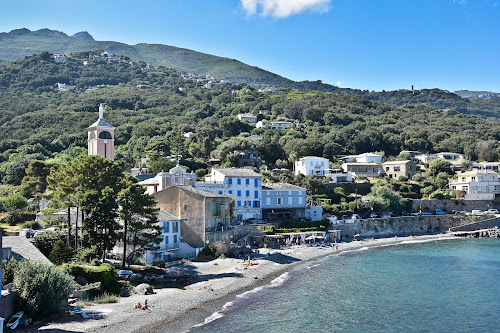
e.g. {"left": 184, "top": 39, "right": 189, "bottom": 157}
{"left": 27, "top": 234, "right": 458, "bottom": 333}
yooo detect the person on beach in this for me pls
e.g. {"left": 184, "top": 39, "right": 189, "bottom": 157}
{"left": 135, "top": 302, "right": 142, "bottom": 309}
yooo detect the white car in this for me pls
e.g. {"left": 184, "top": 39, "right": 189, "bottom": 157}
{"left": 486, "top": 209, "right": 499, "bottom": 214}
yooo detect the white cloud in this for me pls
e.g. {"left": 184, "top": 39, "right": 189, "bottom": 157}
{"left": 241, "top": 0, "right": 332, "bottom": 18}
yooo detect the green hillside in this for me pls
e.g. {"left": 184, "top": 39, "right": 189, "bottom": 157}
{"left": 1, "top": 51, "right": 500, "bottom": 185}
{"left": 0, "top": 28, "right": 296, "bottom": 88}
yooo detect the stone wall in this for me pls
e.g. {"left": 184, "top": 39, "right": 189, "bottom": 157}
{"left": 334, "top": 215, "right": 491, "bottom": 238}
{"left": 0, "top": 291, "right": 17, "bottom": 319}
{"left": 412, "top": 199, "right": 500, "bottom": 212}
{"left": 450, "top": 217, "right": 500, "bottom": 232}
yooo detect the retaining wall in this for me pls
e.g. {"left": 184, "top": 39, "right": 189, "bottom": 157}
{"left": 412, "top": 199, "right": 500, "bottom": 212}
{"left": 333, "top": 215, "right": 490, "bottom": 238}
{"left": 450, "top": 217, "right": 500, "bottom": 232}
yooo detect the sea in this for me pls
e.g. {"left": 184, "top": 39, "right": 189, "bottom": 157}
{"left": 188, "top": 238, "right": 500, "bottom": 333}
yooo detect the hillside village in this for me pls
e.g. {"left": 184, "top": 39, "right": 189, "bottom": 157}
{"left": 2, "top": 51, "right": 500, "bottom": 328}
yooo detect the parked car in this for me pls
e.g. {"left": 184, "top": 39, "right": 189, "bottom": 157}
{"left": 486, "top": 209, "right": 499, "bottom": 214}
{"left": 411, "top": 211, "right": 421, "bottom": 216}
{"left": 381, "top": 213, "right": 392, "bottom": 218}
{"left": 471, "top": 210, "right": 485, "bottom": 216}
{"left": 421, "top": 211, "right": 433, "bottom": 215}
{"left": 399, "top": 211, "right": 409, "bottom": 216}
{"left": 351, "top": 214, "right": 361, "bottom": 220}
{"left": 369, "top": 213, "right": 380, "bottom": 218}
{"left": 434, "top": 209, "right": 447, "bottom": 215}
{"left": 341, "top": 215, "right": 351, "bottom": 220}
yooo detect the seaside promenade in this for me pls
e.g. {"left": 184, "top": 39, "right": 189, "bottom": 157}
{"left": 29, "top": 233, "right": 459, "bottom": 333}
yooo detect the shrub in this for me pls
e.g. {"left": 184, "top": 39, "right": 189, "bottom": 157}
{"left": 32, "top": 230, "right": 66, "bottom": 257}
{"left": 13, "top": 260, "right": 75, "bottom": 318}
{"left": 76, "top": 246, "right": 99, "bottom": 263}
{"left": 94, "top": 292, "right": 119, "bottom": 304}
{"left": 90, "top": 259, "right": 102, "bottom": 266}
{"left": 198, "top": 245, "right": 221, "bottom": 259}
{"left": 49, "top": 240, "right": 75, "bottom": 265}
{"left": 61, "top": 263, "right": 120, "bottom": 295}
{"left": 21, "top": 220, "right": 41, "bottom": 230}
{"left": 1, "top": 257, "right": 19, "bottom": 286}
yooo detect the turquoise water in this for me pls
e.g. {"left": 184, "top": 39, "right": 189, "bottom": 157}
{"left": 189, "top": 238, "right": 500, "bottom": 333}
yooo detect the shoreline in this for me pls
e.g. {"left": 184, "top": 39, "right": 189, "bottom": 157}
{"left": 33, "top": 233, "right": 461, "bottom": 333}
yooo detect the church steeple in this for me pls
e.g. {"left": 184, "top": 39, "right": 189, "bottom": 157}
{"left": 88, "top": 103, "right": 115, "bottom": 160}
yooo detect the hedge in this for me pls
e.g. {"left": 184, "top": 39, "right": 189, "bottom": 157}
{"left": 61, "top": 263, "right": 120, "bottom": 295}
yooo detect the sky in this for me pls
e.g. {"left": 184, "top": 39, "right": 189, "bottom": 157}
{"left": 0, "top": 0, "right": 499, "bottom": 92}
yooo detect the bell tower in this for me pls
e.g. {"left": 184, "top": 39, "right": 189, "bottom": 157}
{"left": 88, "top": 103, "right": 115, "bottom": 160}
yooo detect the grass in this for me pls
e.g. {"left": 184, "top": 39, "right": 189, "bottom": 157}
{"left": 0, "top": 222, "right": 23, "bottom": 231}
{"left": 73, "top": 293, "right": 119, "bottom": 308}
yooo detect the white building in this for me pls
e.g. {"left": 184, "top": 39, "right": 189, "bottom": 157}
{"left": 53, "top": 54, "right": 67, "bottom": 62}
{"left": 436, "top": 152, "right": 464, "bottom": 161}
{"left": 295, "top": 156, "right": 331, "bottom": 177}
{"left": 238, "top": 113, "right": 257, "bottom": 123}
{"left": 139, "top": 165, "right": 196, "bottom": 195}
{"left": 472, "top": 162, "right": 500, "bottom": 171}
{"left": 256, "top": 120, "right": 294, "bottom": 130}
{"left": 449, "top": 169, "right": 500, "bottom": 200}
{"left": 354, "top": 153, "right": 383, "bottom": 163}
{"left": 196, "top": 168, "right": 262, "bottom": 221}
{"left": 57, "top": 83, "right": 67, "bottom": 91}
{"left": 328, "top": 170, "right": 353, "bottom": 183}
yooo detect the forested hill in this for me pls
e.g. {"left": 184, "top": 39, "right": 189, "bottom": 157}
{"left": 0, "top": 28, "right": 299, "bottom": 88}
{"left": 1, "top": 50, "right": 500, "bottom": 188}
{"left": 2, "top": 29, "right": 500, "bottom": 120}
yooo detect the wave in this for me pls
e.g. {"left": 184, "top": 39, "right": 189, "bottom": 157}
{"left": 338, "top": 247, "right": 371, "bottom": 255}
{"left": 307, "top": 264, "right": 320, "bottom": 270}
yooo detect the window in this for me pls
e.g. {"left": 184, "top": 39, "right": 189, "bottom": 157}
{"left": 165, "top": 236, "right": 169, "bottom": 244}
{"left": 173, "top": 235, "right": 178, "bottom": 244}
{"left": 237, "top": 178, "right": 241, "bottom": 185}
{"left": 219, "top": 191, "right": 223, "bottom": 195}
{"left": 207, "top": 202, "right": 210, "bottom": 210}
{"left": 237, "top": 201, "right": 241, "bottom": 207}
{"left": 173, "top": 222, "right": 179, "bottom": 233}
{"left": 254, "top": 201, "right": 260, "bottom": 208}
{"left": 228, "top": 178, "right": 233, "bottom": 184}
{"left": 246, "top": 190, "right": 250, "bottom": 197}
{"left": 254, "top": 191, "right": 259, "bottom": 199}
{"left": 288, "top": 197, "right": 292, "bottom": 205}
{"left": 394, "top": 166, "right": 400, "bottom": 172}
{"left": 277, "top": 197, "right": 282, "bottom": 205}
{"left": 246, "top": 178, "right": 250, "bottom": 185}
{"left": 266, "top": 197, "right": 271, "bottom": 205}
{"left": 184, "top": 204, "right": 188, "bottom": 211}
{"left": 298, "top": 197, "right": 303, "bottom": 205}
{"left": 164, "top": 221, "right": 170, "bottom": 233}
{"left": 229, "top": 190, "right": 233, "bottom": 195}
{"left": 254, "top": 179, "right": 259, "bottom": 187}
{"left": 237, "top": 190, "right": 241, "bottom": 196}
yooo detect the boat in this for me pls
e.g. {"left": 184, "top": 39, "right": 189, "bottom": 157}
{"left": 6, "top": 311, "right": 24, "bottom": 329}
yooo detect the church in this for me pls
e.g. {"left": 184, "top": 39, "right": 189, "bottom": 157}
{"left": 88, "top": 103, "right": 115, "bottom": 160}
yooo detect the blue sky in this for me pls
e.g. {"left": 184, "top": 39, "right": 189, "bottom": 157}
{"left": 1, "top": 0, "right": 499, "bottom": 92}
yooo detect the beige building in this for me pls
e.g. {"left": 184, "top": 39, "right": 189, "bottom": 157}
{"left": 153, "top": 186, "right": 231, "bottom": 248}
{"left": 449, "top": 169, "right": 500, "bottom": 200}
{"left": 382, "top": 160, "right": 418, "bottom": 179}
{"left": 342, "top": 162, "right": 383, "bottom": 178}
{"left": 88, "top": 104, "right": 115, "bottom": 160}
{"left": 139, "top": 165, "right": 196, "bottom": 195}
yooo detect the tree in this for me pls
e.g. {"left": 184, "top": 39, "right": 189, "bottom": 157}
{"left": 49, "top": 240, "right": 75, "bottom": 265}
{"left": 20, "top": 160, "right": 58, "bottom": 208}
{"left": 13, "top": 260, "right": 74, "bottom": 318}
{"left": 118, "top": 174, "right": 160, "bottom": 268}
{"left": 429, "top": 159, "right": 452, "bottom": 176}
{"left": 1, "top": 193, "right": 27, "bottom": 211}
{"left": 81, "top": 187, "right": 120, "bottom": 260}
{"left": 365, "top": 185, "right": 404, "bottom": 212}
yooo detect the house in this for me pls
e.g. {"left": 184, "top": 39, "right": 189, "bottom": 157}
{"left": 472, "top": 162, "right": 500, "bottom": 171}
{"left": 153, "top": 186, "right": 231, "bottom": 248}
{"left": 237, "top": 113, "right": 257, "bottom": 123}
{"left": 256, "top": 120, "right": 294, "bottom": 130}
{"left": 145, "top": 211, "right": 198, "bottom": 264}
{"left": 295, "top": 156, "right": 331, "bottom": 177}
{"left": 354, "top": 153, "right": 383, "bottom": 163}
{"left": 414, "top": 153, "right": 438, "bottom": 164}
{"left": 341, "top": 162, "right": 383, "bottom": 178}
{"left": 449, "top": 170, "right": 500, "bottom": 200}
{"left": 328, "top": 169, "right": 353, "bottom": 183}
{"left": 382, "top": 160, "right": 418, "bottom": 179}
{"left": 57, "top": 83, "right": 67, "bottom": 91}
{"left": 341, "top": 152, "right": 383, "bottom": 163}
{"left": 139, "top": 165, "right": 196, "bottom": 195}
{"left": 237, "top": 150, "right": 262, "bottom": 168}
{"left": 261, "top": 183, "right": 307, "bottom": 221}
{"left": 196, "top": 168, "right": 263, "bottom": 221}
{"left": 271, "top": 168, "right": 293, "bottom": 177}
{"left": 436, "top": 152, "right": 464, "bottom": 161}
{"left": 305, "top": 206, "right": 323, "bottom": 221}
{"left": 53, "top": 54, "right": 67, "bottom": 62}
